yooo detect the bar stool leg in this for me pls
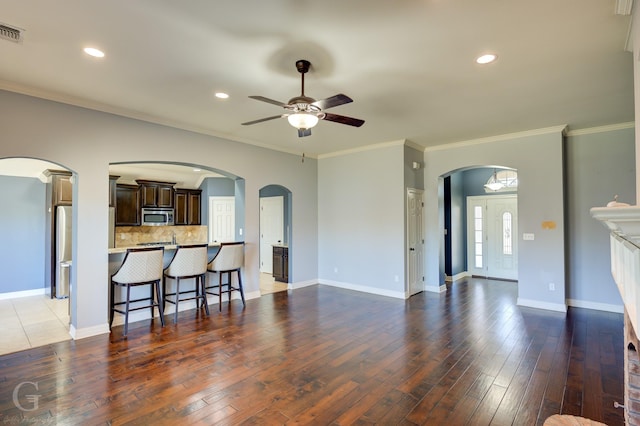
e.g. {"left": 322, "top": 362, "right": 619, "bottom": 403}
{"left": 155, "top": 280, "right": 165, "bottom": 327}
{"left": 200, "top": 275, "right": 210, "bottom": 316}
{"left": 237, "top": 269, "right": 245, "bottom": 306}
{"left": 218, "top": 272, "right": 223, "bottom": 311}
{"left": 149, "top": 282, "right": 155, "bottom": 319}
{"left": 174, "top": 277, "right": 181, "bottom": 324}
{"left": 124, "top": 285, "right": 131, "bottom": 336}
{"left": 109, "top": 281, "right": 115, "bottom": 328}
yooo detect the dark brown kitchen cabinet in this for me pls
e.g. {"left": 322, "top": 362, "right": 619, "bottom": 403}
{"left": 272, "top": 245, "right": 288, "bottom": 283}
{"left": 109, "top": 175, "right": 119, "bottom": 207}
{"left": 44, "top": 170, "right": 73, "bottom": 206}
{"left": 136, "top": 180, "right": 175, "bottom": 208}
{"left": 115, "top": 184, "right": 140, "bottom": 226}
{"left": 174, "top": 188, "right": 201, "bottom": 225}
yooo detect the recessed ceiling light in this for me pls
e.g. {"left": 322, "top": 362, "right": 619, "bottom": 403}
{"left": 83, "top": 47, "right": 105, "bottom": 58}
{"left": 476, "top": 54, "right": 497, "bottom": 64}
{"left": 193, "top": 168, "right": 201, "bottom": 172}
{"left": 215, "top": 92, "right": 229, "bottom": 99}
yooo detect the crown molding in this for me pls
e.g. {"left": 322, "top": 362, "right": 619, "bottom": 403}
{"left": 425, "top": 125, "right": 568, "bottom": 152}
{"left": 317, "top": 140, "right": 406, "bottom": 159}
{"left": 565, "top": 122, "right": 634, "bottom": 136}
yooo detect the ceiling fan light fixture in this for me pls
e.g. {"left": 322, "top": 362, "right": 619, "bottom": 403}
{"left": 287, "top": 112, "right": 319, "bottom": 130}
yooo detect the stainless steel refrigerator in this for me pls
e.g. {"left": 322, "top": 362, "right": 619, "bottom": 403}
{"left": 55, "top": 206, "right": 72, "bottom": 299}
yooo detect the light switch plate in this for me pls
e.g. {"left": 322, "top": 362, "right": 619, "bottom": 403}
{"left": 523, "top": 233, "right": 535, "bottom": 240}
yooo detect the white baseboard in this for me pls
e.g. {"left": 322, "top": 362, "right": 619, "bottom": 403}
{"left": 445, "top": 272, "right": 468, "bottom": 283}
{"left": 289, "top": 279, "right": 318, "bottom": 290}
{"left": 70, "top": 323, "right": 110, "bottom": 340}
{"left": 0, "top": 288, "right": 46, "bottom": 300}
{"left": 517, "top": 297, "right": 567, "bottom": 313}
{"left": 566, "top": 298, "right": 623, "bottom": 314}
{"left": 318, "top": 279, "right": 406, "bottom": 299}
{"left": 425, "top": 284, "right": 447, "bottom": 293}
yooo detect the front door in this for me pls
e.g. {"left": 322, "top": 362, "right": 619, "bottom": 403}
{"left": 466, "top": 195, "right": 518, "bottom": 280}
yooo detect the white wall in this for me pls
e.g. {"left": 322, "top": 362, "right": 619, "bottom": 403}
{"left": 425, "top": 128, "right": 567, "bottom": 311}
{"left": 0, "top": 89, "right": 318, "bottom": 338}
{"left": 318, "top": 142, "right": 406, "bottom": 298}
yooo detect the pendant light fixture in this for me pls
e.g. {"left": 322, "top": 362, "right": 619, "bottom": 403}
{"left": 484, "top": 169, "right": 505, "bottom": 192}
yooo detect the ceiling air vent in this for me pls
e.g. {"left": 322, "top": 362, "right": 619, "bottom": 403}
{"left": 0, "top": 23, "right": 23, "bottom": 43}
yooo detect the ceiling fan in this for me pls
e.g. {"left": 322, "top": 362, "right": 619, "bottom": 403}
{"left": 241, "top": 59, "right": 365, "bottom": 137}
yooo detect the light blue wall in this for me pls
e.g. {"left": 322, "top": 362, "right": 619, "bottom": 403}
{"left": 565, "top": 126, "right": 635, "bottom": 309}
{"left": 425, "top": 129, "right": 566, "bottom": 311}
{"left": 0, "top": 176, "right": 46, "bottom": 292}
{"left": 319, "top": 143, "right": 406, "bottom": 297}
{"left": 449, "top": 172, "right": 465, "bottom": 276}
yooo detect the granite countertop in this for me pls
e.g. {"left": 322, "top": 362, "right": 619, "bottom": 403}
{"left": 108, "top": 242, "right": 220, "bottom": 254}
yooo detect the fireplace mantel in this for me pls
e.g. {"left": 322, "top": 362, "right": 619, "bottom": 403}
{"left": 591, "top": 205, "right": 640, "bottom": 245}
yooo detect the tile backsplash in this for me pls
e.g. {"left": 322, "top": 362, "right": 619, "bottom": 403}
{"left": 115, "top": 225, "right": 207, "bottom": 248}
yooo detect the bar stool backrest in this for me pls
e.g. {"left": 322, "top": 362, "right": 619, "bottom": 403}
{"left": 165, "top": 244, "right": 208, "bottom": 277}
{"left": 208, "top": 242, "right": 244, "bottom": 272}
{"left": 112, "top": 247, "right": 164, "bottom": 283}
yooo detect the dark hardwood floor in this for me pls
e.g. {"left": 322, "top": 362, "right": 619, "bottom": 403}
{"left": 0, "top": 278, "right": 624, "bottom": 425}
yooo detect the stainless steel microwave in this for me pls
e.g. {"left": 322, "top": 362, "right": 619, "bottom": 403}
{"left": 141, "top": 208, "right": 175, "bottom": 226}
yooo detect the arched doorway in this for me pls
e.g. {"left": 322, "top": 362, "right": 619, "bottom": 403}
{"left": 0, "top": 157, "right": 74, "bottom": 354}
{"left": 442, "top": 165, "right": 518, "bottom": 284}
{"left": 259, "top": 185, "right": 292, "bottom": 295}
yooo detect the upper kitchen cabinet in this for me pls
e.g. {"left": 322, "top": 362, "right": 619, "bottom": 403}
{"left": 116, "top": 184, "right": 140, "bottom": 226}
{"left": 109, "top": 175, "right": 119, "bottom": 207}
{"left": 44, "top": 169, "right": 73, "bottom": 206}
{"left": 137, "top": 180, "right": 175, "bottom": 208}
{"left": 174, "top": 188, "right": 201, "bottom": 225}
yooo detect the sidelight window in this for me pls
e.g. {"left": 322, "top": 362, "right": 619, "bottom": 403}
{"left": 474, "top": 205, "right": 483, "bottom": 268}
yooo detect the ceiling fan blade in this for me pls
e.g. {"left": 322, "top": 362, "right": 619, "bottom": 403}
{"left": 298, "top": 128, "right": 312, "bottom": 137}
{"left": 311, "top": 94, "right": 353, "bottom": 110}
{"left": 241, "top": 115, "right": 283, "bottom": 125}
{"left": 248, "top": 96, "right": 287, "bottom": 107}
{"left": 322, "top": 112, "right": 365, "bottom": 127}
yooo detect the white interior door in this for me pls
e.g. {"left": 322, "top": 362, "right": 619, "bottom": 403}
{"left": 209, "top": 196, "right": 235, "bottom": 243}
{"left": 466, "top": 195, "right": 518, "bottom": 280}
{"left": 260, "top": 196, "right": 284, "bottom": 274}
{"left": 407, "top": 189, "right": 424, "bottom": 295}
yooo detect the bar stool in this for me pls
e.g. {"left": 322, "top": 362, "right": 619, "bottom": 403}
{"left": 205, "top": 242, "right": 245, "bottom": 311}
{"left": 163, "top": 244, "right": 209, "bottom": 323}
{"left": 110, "top": 247, "right": 165, "bottom": 336}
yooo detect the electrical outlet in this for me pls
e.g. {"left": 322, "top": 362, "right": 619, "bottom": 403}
{"left": 549, "top": 282, "right": 555, "bottom": 291}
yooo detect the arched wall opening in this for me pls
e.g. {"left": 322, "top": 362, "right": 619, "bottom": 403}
{"left": 440, "top": 165, "right": 518, "bottom": 285}
{"left": 258, "top": 184, "right": 292, "bottom": 292}
{"left": 109, "top": 161, "right": 246, "bottom": 245}
{"left": 0, "top": 156, "right": 77, "bottom": 349}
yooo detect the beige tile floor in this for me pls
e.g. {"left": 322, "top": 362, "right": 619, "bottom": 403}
{"left": 259, "top": 272, "right": 289, "bottom": 295}
{"left": 0, "top": 295, "right": 70, "bottom": 356}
